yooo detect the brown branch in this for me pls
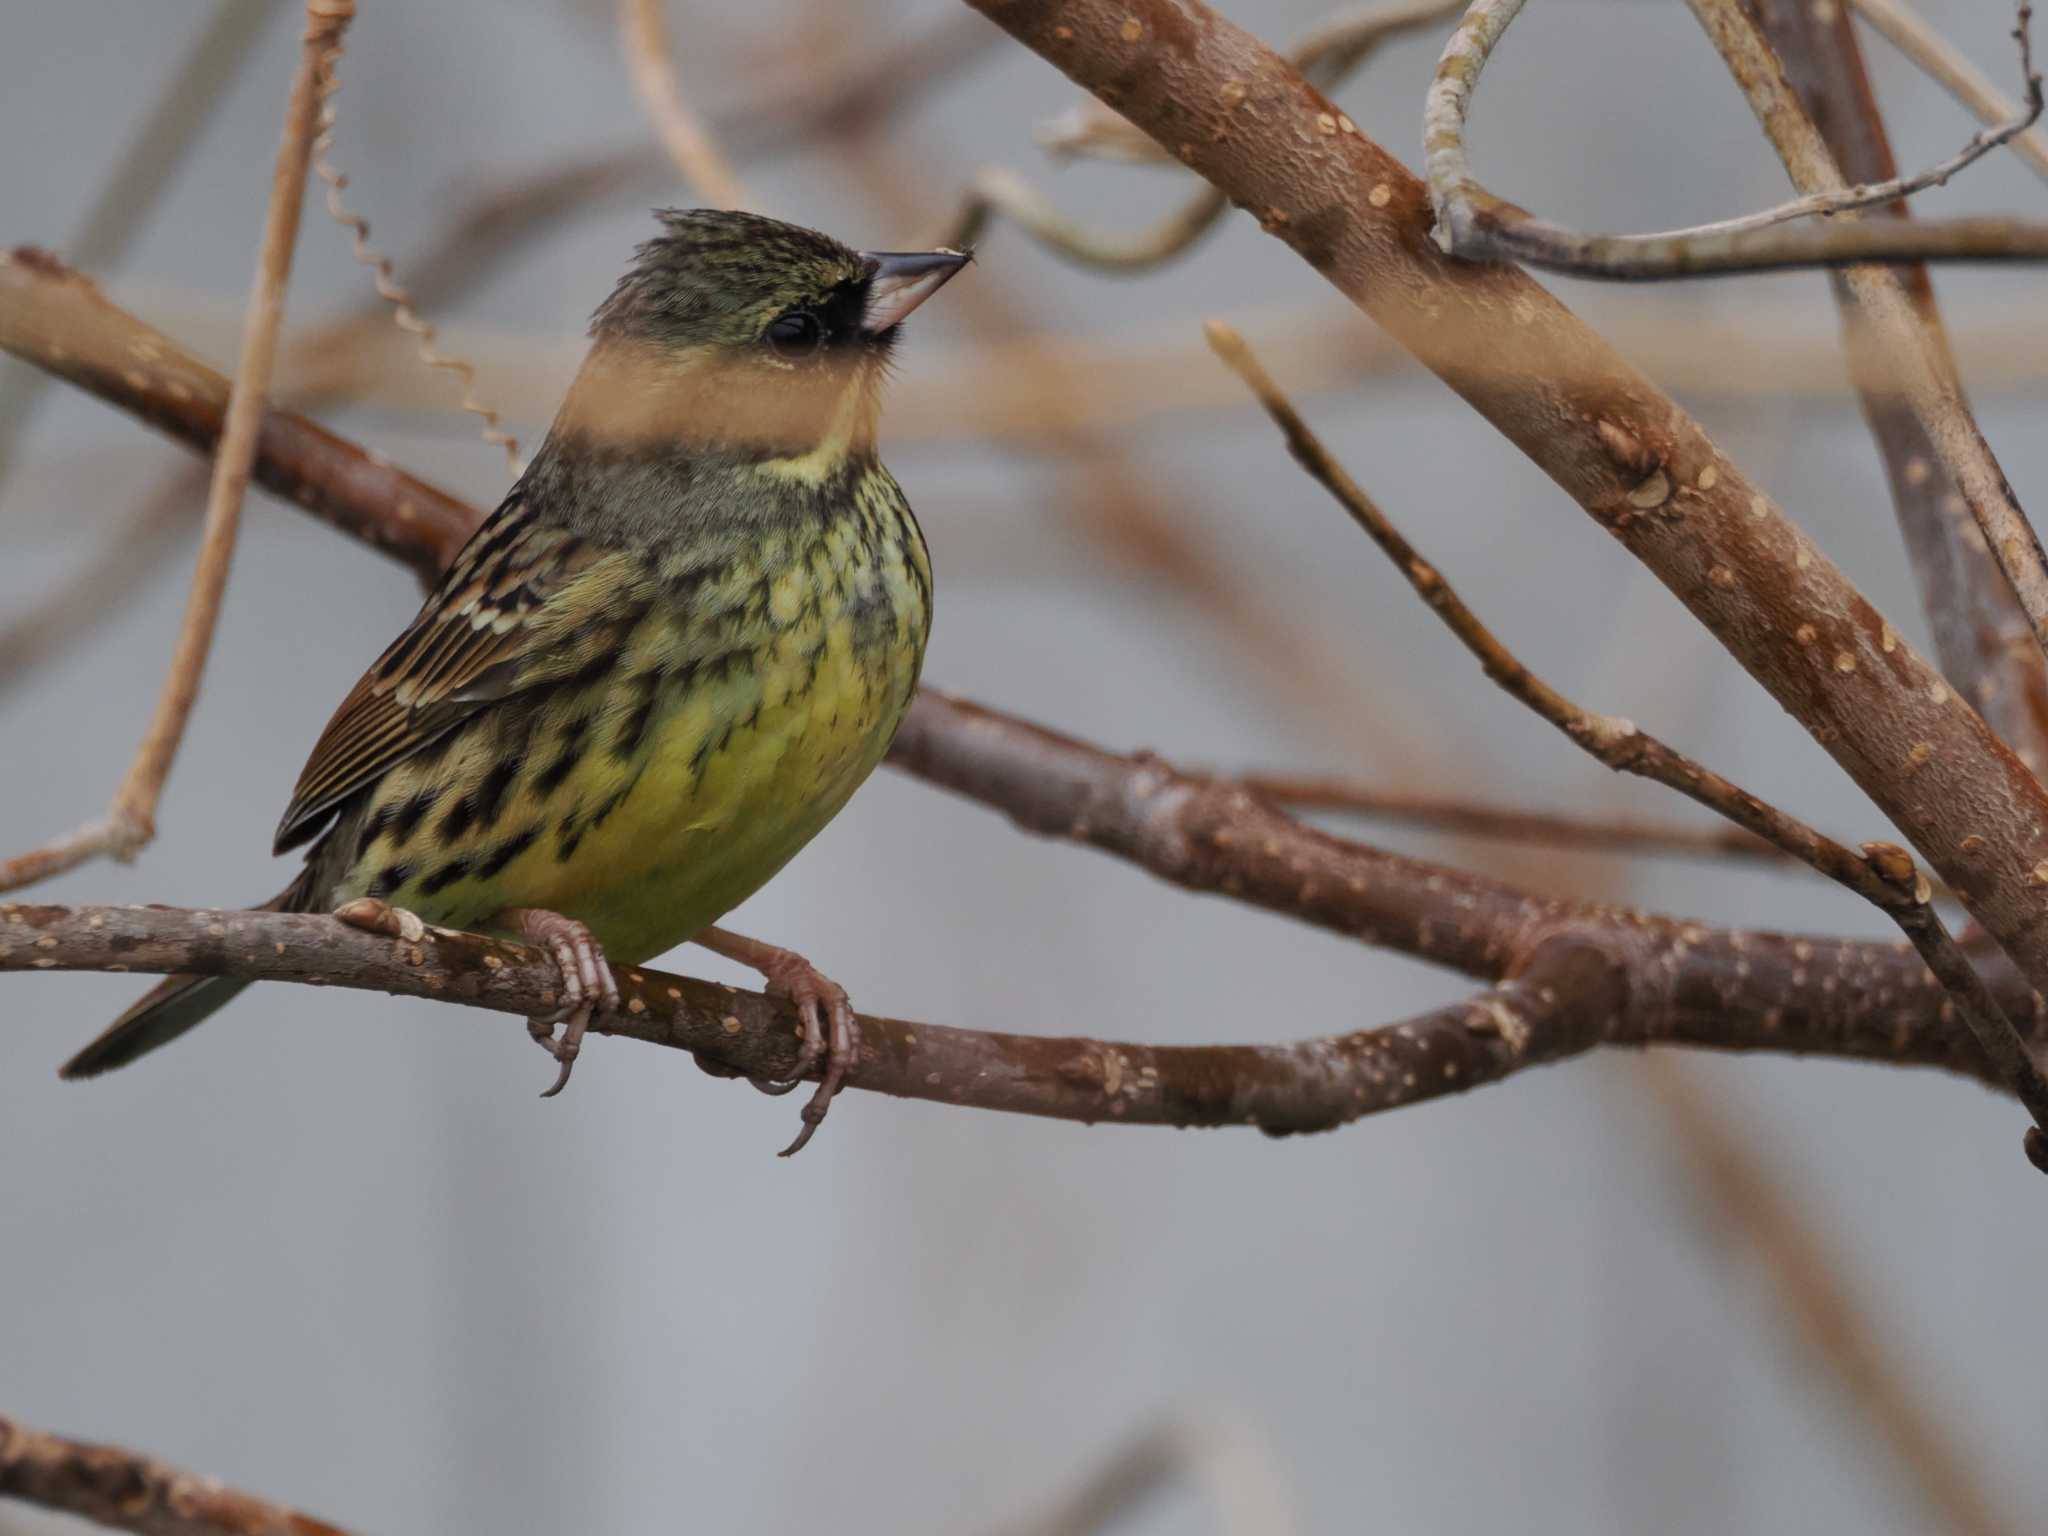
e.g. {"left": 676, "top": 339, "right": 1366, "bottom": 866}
{"left": 1207, "top": 322, "right": 2048, "bottom": 1148}
{"left": 1425, "top": 0, "right": 2048, "bottom": 278}
{"left": 1241, "top": 776, "right": 1801, "bottom": 867}
{"left": 958, "top": 0, "right": 2048, "bottom": 1116}
{"left": 1742, "top": 0, "right": 2048, "bottom": 769}
{"left": 3, "top": 159, "right": 2042, "bottom": 1128}
{"left": 1688, "top": 0, "right": 2048, "bottom": 692}
{"left": 0, "top": 249, "right": 477, "bottom": 583}
{"left": 0, "top": 1412, "right": 351, "bottom": 1536}
{"left": 9, "top": 897, "right": 1627, "bottom": 1133}
{"left": 0, "top": 1, "right": 354, "bottom": 896}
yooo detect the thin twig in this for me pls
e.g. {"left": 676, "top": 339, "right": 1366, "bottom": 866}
{"left": 1748, "top": 0, "right": 2048, "bottom": 767}
{"left": 936, "top": 165, "right": 1229, "bottom": 271}
{"left": 1424, "top": 0, "right": 2048, "bottom": 277}
{"left": 1851, "top": 0, "right": 2048, "bottom": 184}
{"left": 0, "top": 1, "right": 354, "bottom": 895}
{"left": 619, "top": 0, "right": 749, "bottom": 207}
{"left": 0, "top": 1411, "right": 353, "bottom": 1536}
{"left": 1242, "top": 776, "right": 1800, "bottom": 866}
{"left": 1686, "top": 0, "right": 2048, "bottom": 721}
{"left": 310, "top": 47, "right": 520, "bottom": 472}
{"left": 1207, "top": 321, "right": 2048, "bottom": 1160}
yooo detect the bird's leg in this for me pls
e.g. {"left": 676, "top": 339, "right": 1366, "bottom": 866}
{"left": 692, "top": 925, "right": 860, "bottom": 1157}
{"left": 492, "top": 907, "right": 619, "bottom": 1098}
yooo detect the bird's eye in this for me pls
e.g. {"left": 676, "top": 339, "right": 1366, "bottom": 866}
{"left": 766, "top": 310, "right": 825, "bottom": 359}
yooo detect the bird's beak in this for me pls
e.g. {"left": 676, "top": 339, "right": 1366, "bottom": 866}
{"left": 859, "top": 248, "right": 970, "bottom": 336}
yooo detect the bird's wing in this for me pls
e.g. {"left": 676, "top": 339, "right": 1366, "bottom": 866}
{"left": 273, "top": 491, "right": 612, "bottom": 854}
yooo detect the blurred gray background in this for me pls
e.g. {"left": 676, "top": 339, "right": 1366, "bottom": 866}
{"left": 4, "top": 1, "right": 2046, "bottom": 1531}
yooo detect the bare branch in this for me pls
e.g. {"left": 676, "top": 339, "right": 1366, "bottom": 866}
{"left": 1687, "top": 0, "right": 2048, "bottom": 725}
{"left": 937, "top": 165, "right": 1229, "bottom": 271}
{"left": 1748, "top": 0, "right": 2048, "bottom": 767}
{"left": 1424, "top": 0, "right": 2048, "bottom": 277}
{"left": 0, "top": 1411, "right": 352, "bottom": 1536}
{"left": 958, "top": 0, "right": 2048, "bottom": 1110}
{"left": 1207, "top": 322, "right": 2048, "bottom": 1152}
{"left": 0, "top": 0, "right": 354, "bottom": 895}
{"left": 1851, "top": 0, "right": 2048, "bottom": 185}
{"left": 0, "top": 249, "right": 477, "bottom": 583}
{"left": 619, "top": 0, "right": 749, "bottom": 207}
{"left": 1242, "top": 777, "right": 1802, "bottom": 867}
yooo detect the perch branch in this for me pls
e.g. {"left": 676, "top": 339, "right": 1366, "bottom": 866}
{"left": 0, "top": 0, "right": 354, "bottom": 894}
{"left": 0, "top": 1411, "right": 351, "bottom": 1536}
{"left": 1423, "top": 0, "right": 2048, "bottom": 277}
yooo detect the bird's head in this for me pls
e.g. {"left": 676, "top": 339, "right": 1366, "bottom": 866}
{"left": 569, "top": 208, "right": 968, "bottom": 464}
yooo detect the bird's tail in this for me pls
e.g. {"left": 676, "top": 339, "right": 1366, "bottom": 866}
{"left": 59, "top": 876, "right": 308, "bottom": 1081}
{"left": 59, "top": 974, "right": 254, "bottom": 1079}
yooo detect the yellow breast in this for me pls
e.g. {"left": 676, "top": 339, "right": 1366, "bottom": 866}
{"left": 338, "top": 476, "right": 930, "bottom": 965}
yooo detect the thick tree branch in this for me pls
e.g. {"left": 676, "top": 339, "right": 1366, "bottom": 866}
{"left": 1741, "top": 0, "right": 2048, "bottom": 774}
{"left": 0, "top": 1412, "right": 350, "bottom": 1536}
{"left": 1207, "top": 322, "right": 2048, "bottom": 1147}
{"left": 1688, "top": 0, "right": 2048, "bottom": 692}
{"left": 957, "top": 0, "right": 2048, "bottom": 1098}
{"left": 0, "top": 248, "right": 475, "bottom": 582}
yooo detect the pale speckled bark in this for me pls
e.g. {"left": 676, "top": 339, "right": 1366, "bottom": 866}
{"left": 959, "top": 0, "right": 2048, "bottom": 1067}
{"left": 0, "top": 1413, "right": 352, "bottom": 1536}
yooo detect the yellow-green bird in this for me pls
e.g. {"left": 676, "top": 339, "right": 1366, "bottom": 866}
{"left": 63, "top": 209, "right": 967, "bottom": 1153}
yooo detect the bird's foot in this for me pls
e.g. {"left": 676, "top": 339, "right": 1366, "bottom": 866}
{"left": 332, "top": 896, "right": 427, "bottom": 943}
{"left": 694, "top": 926, "right": 861, "bottom": 1156}
{"left": 495, "top": 907, "right": 618, "bottom": 1098}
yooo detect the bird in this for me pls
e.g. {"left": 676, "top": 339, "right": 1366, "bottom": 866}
{"left": 61, "top": 209, "right": 968, "bottom": 1154}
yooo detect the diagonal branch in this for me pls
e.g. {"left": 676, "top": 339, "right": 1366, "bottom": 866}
{"left": 1425, "top": 0, "right": 2048, "bottom": 278}
{"left": 1746, "top": 0, "right": 2048, "bottom": 768}
{"left": 956, "top": 0, "right": 2048, "bottom": 1119}
{"left": 1207, "top": 323, "right": 2048, "bottom": 1152}
{"left": 1688, "top": 0, "right": 2048, "bottom": 715}
{"left": 0, "top": 0, "right": 354, "bottom": 896}
{"left": 0, "top": 1410, "right": 352, "bottom": 1536}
